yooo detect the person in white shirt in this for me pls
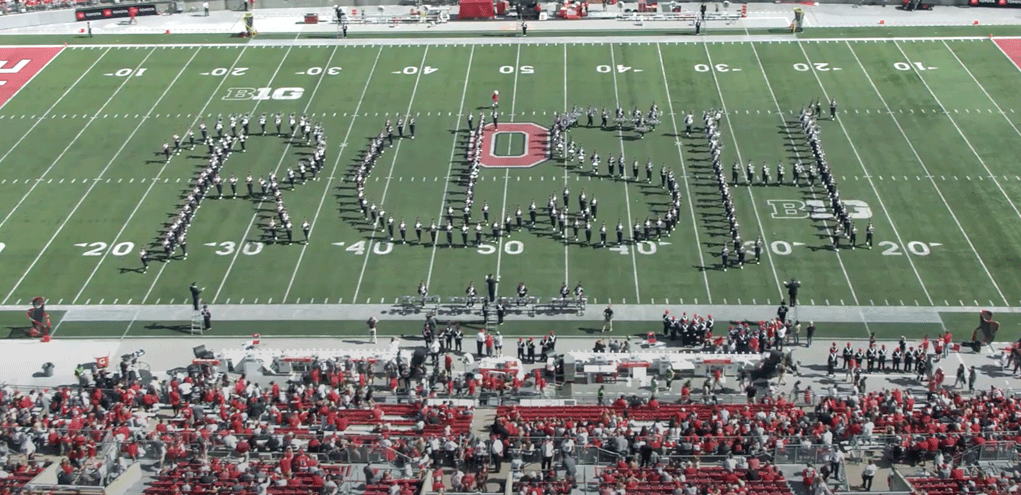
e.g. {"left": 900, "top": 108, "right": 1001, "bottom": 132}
{"left": 723, "top": 454, "right": 737, "bottom": 472}
{"left": 561, "top": 436, "right": 575, "bottom": 456}
{"left": 541, "top": 437, "right": 555, "bottom": 471}
{"left": 861, "top": 460, "right": 878, "bottom": 491}
{"left": 476, "top": 330, "right": 486, "bottom": 356}
{"left": 491, "top": 437, "right": 505, "bottom": 470}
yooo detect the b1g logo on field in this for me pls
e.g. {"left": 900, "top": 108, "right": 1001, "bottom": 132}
{"left": 479, "top": 122, "right": 549, "bottom": 169}
{"left": 222, "top": 87, "right": 304, "bottom": 101}
{"left": 768, "top": 199, "right": 873, "bottom": 220}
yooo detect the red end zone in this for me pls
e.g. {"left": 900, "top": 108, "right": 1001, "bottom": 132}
{"left": 993, "top": 38, "right": 1021, "bottom": 73}
{"left": 478, "top": 122, "right": 549, "bottom": 168}
{"left": 0, "top": 46, "right": 64, "bottom": 110}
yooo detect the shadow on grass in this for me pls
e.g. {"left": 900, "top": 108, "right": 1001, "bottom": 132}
{"left": 143, "top": 322, "right": 194, "bottom": 335}
{"left": 4, "top": 326, "right": 37, "bottom": 340}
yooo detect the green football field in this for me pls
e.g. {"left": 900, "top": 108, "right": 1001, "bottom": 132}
{"left": 2, "top": 35, "right": 1021, "bottom": 327}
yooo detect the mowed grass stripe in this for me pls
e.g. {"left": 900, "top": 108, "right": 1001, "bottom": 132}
{"left": 656, "top": 43, "right": 713, "bottom": 304}
{"left": 358, "top": 45, "right": 481, "bottom": 302}
{"left": 782, "top": 41, "right": 935, "bottom": 305}
{"left": 614, "top": 43, "right": 714, "bottom": 303}
{"left": 845, "top": 41, "right": 1011, "bottom": 304}
{"left": 19, "top": 47, "right": 231, "bottom": 307}
{"left": 69, "top": 47, "right": 204, "bottom": 305}
{"left": 4, "top": 47, "right": 203, "bottom": 305}
{"left": 264, "top": 46, "right": 415, "bottom": 305}
{"left": 281, "top": 46, "right": 385, "bottom": 304}
{"left": 796, "top": 42, "right": 1001, "bottom": 306}
{"left": 0, "top": 49, "right": 112, "bottom": 232}
{"left": 701, "top": 42, "right": 790, "bottom": 303}
{"left": 0, "top": 47, "right": 162, "bottom": 304}
{"left": 144, "top": 47, "right": 378, "bottom": 306}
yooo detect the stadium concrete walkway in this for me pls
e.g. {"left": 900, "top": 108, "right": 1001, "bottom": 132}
{"left": 6, "top": 302, "right": 1016, "bottom": 324}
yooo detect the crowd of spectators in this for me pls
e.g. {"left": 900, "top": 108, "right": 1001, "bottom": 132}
{"left": 0, "top": 327, "right": 1017, "bottom": 495}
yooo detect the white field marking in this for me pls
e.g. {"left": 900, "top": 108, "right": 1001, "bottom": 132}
{"left": 607, "top": 43, "right": 641, "bottom": 304}
{"left": 0, "top": 45, "right": 66, "bottom": 112}
{"left": 0, "top": 48, "right": 160, "bottom": 305}
{"left": 424, "top": 46, "right": 477, "bottom": 291}
{"left": 351, "top": 47, "right": 431, "bottom": 303}
{"left": 894, "top": 41, "right": 1021, "bottom": 225}
{"left": 494, "top": 44, "right": 522, "bottom": 297}
{"left": 0, "top": 50, "right": 111, "bottom": 232}
{"left": 655, "top": 44, "right": 711, "bottom": 304}
{"left": 211, "top": 44, "right": 329, "bottom": 304}
{"left": 563, "top": 44, "right": 569, "bottom": 287}
{"left": 69, "top": 48, "right": 204, "bottom": 305}
{"left": 944, "top": 40, "right": 1021, "bottom": 174}
{"left": 130, "top": 45, "right": 254, "bottom": 320}
{"left": 700, "top": 42, "right": 783, "bottom": 297}
{"left": 795, "top": 42, "right": 934, "bottom": 307}
{"left": 750, "top": 40, "right": 862, "bottom": 304}
{"left": 281, "top": 46, "right": 385, "bottom": 303}
{"left": 846, "top": 41, "right": 1009, "bottom": 305}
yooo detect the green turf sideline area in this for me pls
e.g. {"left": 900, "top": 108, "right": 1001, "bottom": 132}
{"left": 1, "top": 25, "right": 1020, "bottom": 45}
{"left": 2, "top": 38, "right": 1021, "bottom": 341}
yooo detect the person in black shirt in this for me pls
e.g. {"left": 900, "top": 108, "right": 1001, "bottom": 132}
{"left": 190, "top": 282, "right": 203, "bottom": 311}
{"left": 601, "top": 305, "right": 614, "bottom": 332}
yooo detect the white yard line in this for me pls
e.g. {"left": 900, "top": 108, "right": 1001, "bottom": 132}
{"left": 655, "top": 44, "right": 712, "bottom": 304}
{"left": 281, "top": 46, "right": 385, "bottom": 303}
{"left": 846, "top": 41, "right": 1009, "bottom": 305}
{"left": 563, "top": 44, "right": 570, "bottom": 287}
{"left": 494, "top": 45, "right": 522, "bottom": 298}
{"left": 350, "top": 47, "right": 431, "bottom": 304}
{"left": 893, "top": 41, "right": 1021, "bottom": 225}
{"left": 211, "top": 44, "right": 331, "bottom": 304}
{"left": 699, "top": 42, "right": 784, "bottom": 298}
{"left": 607, "top": 43, "right": 642, "bottom": 304}
{"left": 794, "top": 43, "right": 933, "bottom": 306}
{"left": 0, "top": 45, "right": 66, "bottom": 112}
{"left": 424, "top": 46, "right": 476, "bottom": 292}
{"left": 1, "top": 48, "right": 161, "bottom": 305}
{"left": 944, "top": 40, "right": 1021, "bottom": 157}
{"left": 0, "top": 49, "right": 111, "bottom": 232}
{"left": 746, "top": 42, "right": 860, "bottom": 305}
{"left": 118, "top": 47, "right": 258, "bottom": 339}
{"left": 69, "top": 48, "right": 204, "bottom": 305}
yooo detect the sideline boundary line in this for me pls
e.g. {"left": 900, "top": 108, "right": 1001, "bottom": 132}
{"left": 0, "top": 36, "right": 1002, "bottom": 50}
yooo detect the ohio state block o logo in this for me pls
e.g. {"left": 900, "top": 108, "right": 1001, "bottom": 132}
{"left": 479, "top": 122, "right": 549, "bottom": 168}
